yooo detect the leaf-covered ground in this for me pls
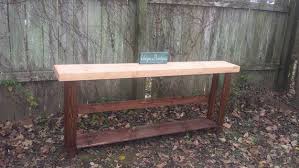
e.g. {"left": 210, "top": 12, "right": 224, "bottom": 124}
{"left": 1, "top": 86, "right": 299, "bottom": 168}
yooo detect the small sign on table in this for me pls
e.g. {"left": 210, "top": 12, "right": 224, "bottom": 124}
{"left": 139, "top": 52, "right": 169, "bottom": 64}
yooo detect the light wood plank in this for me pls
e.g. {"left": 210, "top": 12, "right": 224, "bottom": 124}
{"left": 54, "top": 61, "right": 240, "bottom": 81}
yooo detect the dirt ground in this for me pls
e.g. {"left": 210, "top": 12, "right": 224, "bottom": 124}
{"left": 1, "top": 85, "right": 299, "bottom": 168}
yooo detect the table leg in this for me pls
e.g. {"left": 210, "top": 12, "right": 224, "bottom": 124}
{"left": 218, "top": 73, "right": 232, "bottom": 126}
{"left": 64, "top": 81, "right": 78, "bottom": 157}
{"left": 207, "top": 74, "right": 219, "bottom": 120}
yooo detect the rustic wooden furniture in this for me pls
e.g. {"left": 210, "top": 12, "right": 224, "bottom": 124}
{"left": 54, "top": 61, "right": 240, "bottom": 157}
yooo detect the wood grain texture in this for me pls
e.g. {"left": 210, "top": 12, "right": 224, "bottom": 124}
{"left": 0, "top": 71, "right": 54, "bottom": 82}
{"left": 58, "top": 0, "right": 74, "bottom": 64}
{"left": 64, "top": 81, "right": 78, "bottom": 157}
{"left": 148, "top": 0, "right": 289, "bottom": 12}
{"left": 0, "top": 0, "right": 293, "bottom": 121}
{"left": 207, "top": 74, "right": 219, "bottom": 119}
{"left": 218, "top": 73, "right": 231, "bottom": 126}
{"left": 78, "top": 95, "right": 208, "bottom": 114}
{"left": 8, "top": 1, "right": 27, "bottom": 71}
{"left": 73, "top": 0, "right": 88, "bottom": 64}
{"left": 134, "top": 0, "right": 148, "bottom": 99}
{"left": 26, "top": 0, "right": 44, "bottom": 70}
{"left": 0, "top": 2, "right": 10, "bottom": 72}
{"left": 54, "top": 61, "right": 240, "bottom": 81}
{"left": 76, "top": 118, "right": 217, "bottom": 148}
{"left": 149, "top": 3, "right": 288, "bottom": 97}
{"left": 41, "top": 0, "right": 59, "bottom": 70}
{"left": 276, "top": 0, "right": 297, "bottom": 90}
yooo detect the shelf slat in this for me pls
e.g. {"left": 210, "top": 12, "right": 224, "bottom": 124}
{"left": 78, "top": 95, "right": 208, "bottom": 115}
{"left": 77, "top": 118, "right": 217, "bottom": 149}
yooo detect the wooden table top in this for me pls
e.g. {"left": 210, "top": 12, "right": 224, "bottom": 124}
{"left": 54, "top": 61, "right": 240, "bottom": 81}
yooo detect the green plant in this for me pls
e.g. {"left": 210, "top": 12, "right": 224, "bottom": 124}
{"left": 229, "top": 72, "right": 250, "bottom": 111}
{"left": 0, "top": 80, "right": 38, "bottom": 110}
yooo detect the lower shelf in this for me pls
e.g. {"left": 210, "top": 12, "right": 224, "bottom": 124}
{"left": 76, "top": 118, "right": 217, "bottom": 149}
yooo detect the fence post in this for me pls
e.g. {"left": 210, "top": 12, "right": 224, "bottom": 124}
{"left": 133, "top": 0, "right": 149, "bottom": 99}
{"left": 276, "top": 0, "right": 298, "bottom": 91}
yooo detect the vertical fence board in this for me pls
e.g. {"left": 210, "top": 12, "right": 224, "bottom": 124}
{"left": 87, "top": 0, "right": 102, "bottom": 64}
{"left": 123, "top": 0, "right": 136, "bottom": 63}
{"left": 151, "top": 5, "right": 214, "bottom": 97}
{"left": 0, "top": 0, "right": 294, "bottom": 121}
{"left": 150, "top": 3, "right": 290, "bottom": 97}
{"left": 119, "top": 1, "right": 136, "bottom": 99}
{"left": 273, "top": 14, "right": 288, "bottom": 65}
{"left": 58, "top": 0, "right": 74, "bottom": 64}
{"left": 73, "top": 0, "right": 88, "bottom": 64}
{"left": 42, "top": 0, "right": 59, "bottom": 70}
{"left": 0, "top": 1, "right": 11, "bottom": 72}
{"left": 26, "top": 0, "right": 44, "bottom": 70}
{"left": 0, "top": 1, "right": 13, "bottom": 122}
{"left": 80, "top": 0, "right": 136, "bottom": 103}
{"left": 8, "top": 1, "right": 27, "bottom": 71}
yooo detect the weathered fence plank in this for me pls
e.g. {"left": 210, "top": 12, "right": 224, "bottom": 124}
{"left": 276, "top": 0, "right": 298, "bottom": 90}
{"left": 42, "top": 0, "right": 59, "bottom": 70}
{"left": 79, "top": 0, "right": 136, "bottom": 103}
{"left": 73, "top": 0, "right": 88, "bottom": 64}
{"left": 148, "top": 0, "right": 289, "bottom": 13}
{"left": 87, "top": 0, "right": 102, "bottom": 64}
{"left": 0, "top": 0, "right": 294, "bottom": 121}
{"left": 0, "top": 2, "right": 10, "bottom": 72}
{"left": 150, "top": 3, "right": 289, "bottom": 98}
{"left": 26, "top": 0, "right": 44, "bottom": 70}
{"left": 58, "top": 0, "right": 74, "bottom": 64}
{"left": 8, "top": 1, "right": 27, "bottom": 71}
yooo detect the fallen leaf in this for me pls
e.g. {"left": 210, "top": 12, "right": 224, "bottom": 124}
{"left": 22, "top": 139, "right": 33, "bottom": 149}
{"left": 233, "top": 143, "right": 240, "bottom": 148}
{"left": 258, "top": 160, "right": 267, "bottom": 168}
{"left": 223, "top": 123, "right": 232, "bottom": 129}
{"left": 291, "top": 140, "right": 297, "bottom": 147}
{"left": 219, "top": 138, "right": 226, "bottom": 143}
{"left": 119, "top": 154, "right": 126, "bottom": 161}
{"left": 46, "top": 138, "right": 54, "bottom": 143}
{"left": 7, "top": 86, "right": 13, "bottom": 92}
{"left": 266, "top": 126, "right": 272, "bottom": 132}
{"left": 156, "top": 162, "right": 167, "bottom": 168}
{"left": 260, "top": 109, "right": 266, "bottom": 116}
{"left": 125, "top": 123, "right": 130, "bottom": 128}
{"left": 158, "top": 153, "right": 169, "bottom": 160}
{"left": 40, "top": 145, "right": 50, "bottom": 155}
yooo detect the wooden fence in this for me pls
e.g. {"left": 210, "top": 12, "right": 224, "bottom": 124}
{"left": 0, "top": 0, "right": 293, "bottom": 120}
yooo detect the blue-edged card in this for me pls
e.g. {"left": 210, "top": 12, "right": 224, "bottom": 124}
{"left": 139, "top": 52, "right": 169, "bottom": 64}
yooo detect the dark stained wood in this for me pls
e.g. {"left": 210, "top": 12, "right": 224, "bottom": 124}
{"left": 218, "top": 74, "right": 232, "bottom": 126}
{"left": 76, "top": 118, "right": 217, "bottom": 148}
{"left": 78, "top": 95, "right": 208, "bottom": 114}
{"left": 207, "top": 74, "right": 219, "bottom": 119}
{"left": 64, "top": 81, "right": 78, "bottom": 157}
